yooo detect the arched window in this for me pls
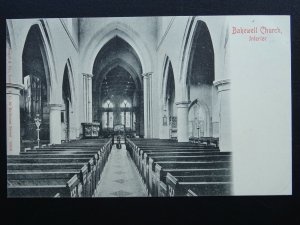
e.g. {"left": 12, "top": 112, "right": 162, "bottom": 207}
{"left": 102, "top": 100, "right": 114, "bottom": 129}
{"left": 120, "top": 100, "right": 131, "bottom": 128}
{"left": 103, "top": 99, "right": 114, "bottom": 108}
{"left": 120, "top": 100, "right": 131, "bottom": 108}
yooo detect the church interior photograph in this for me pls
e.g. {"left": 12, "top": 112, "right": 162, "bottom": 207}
{"left": 6, "top": 16, "right": 291, "bottom": 198}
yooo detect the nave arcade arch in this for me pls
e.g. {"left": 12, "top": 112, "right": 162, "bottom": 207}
{"left": 92, "top": 36, "right": 144, "bottom": 137}
{"left": 20, "top": 24, "right": 51, "bottom": 143}
{"left": 185, "top": 20, "right": 215, "bottom": 139}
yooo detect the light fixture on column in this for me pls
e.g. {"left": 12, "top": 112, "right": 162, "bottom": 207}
{"left": 34, "top": 114, "right": 41, "bottom": 147}
{"left": 163, "top": 115, "right": 167, "bottom": 126}
{"left": 123, "top": 100, "right": 128, "bottom": 131}
{"left": 196, "top": 119, "right": 200, "bottom": 142}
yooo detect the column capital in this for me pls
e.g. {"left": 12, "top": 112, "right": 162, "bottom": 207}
{"left": 213, "top": 79, "right": 231, "bottom": 88}
{"left": 82, "top": 73, "right": 93, "bottom": 78}
{"left": 141, "top": 72, "right": 153, "bottom": 78}
{"left": 213, "top": 79, "right": 231, "bottom": 92}
{"left": 175, "top": 101, "right": 191, "bottom": 108}
{"left": 49, "top": 104, "right": 62, "bottom": 110}
{"left": 6, "top": 83, "right": 24, "bottom": 95}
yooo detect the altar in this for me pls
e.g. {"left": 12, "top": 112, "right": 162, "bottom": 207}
{"left": 81, "top": 122, "right": 101, "bottom": 139}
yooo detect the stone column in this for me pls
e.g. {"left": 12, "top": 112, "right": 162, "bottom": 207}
{"left": 213, "top": 79, "right": 231, "bottom": 152}
{"left": 87, "top": 74, "right": 93, "bottom": 122}
{"left": 142, "top": 72, "right": 153, "bottom": 138}
{"left": 160, "top": 101, "right": 170, "bottom": 139}
{"left": 82, "top": 73, "right": 93, "bottom": 122}
{"left": 49, "top": 104, "right": 62, "bottom": 144}
{"left": 82, "top": 74, "right": 86, "bottom": 122}
{"left": 6, "top": 83, "right": 23, "bottom": 155}
{"left": 69, "top": 106, "right": 77, "bottom": 140}
{"left": 176, "top": 101, "right": 190, "bottom": 142}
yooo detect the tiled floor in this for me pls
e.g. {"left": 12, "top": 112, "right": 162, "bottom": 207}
{"left": 94, "top": 144, "right": 148, "bottom": 197}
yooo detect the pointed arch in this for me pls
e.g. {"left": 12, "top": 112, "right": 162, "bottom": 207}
{"left": 82, "top": 22, "right": 153, "bottom": 74}
{"left": 22, "top": 24, "right": 52, "bottom": 101}
{"left": 6, "top": 23, "right": 11, "bottom": 48}
{"left": 161, "top": 56, "right": 176, "bottom": 110}
{"left": 179, "top": 18, "right": 215, "bottom": 101}
{"left": 188, "top": 98, "right": 211, "bottom": 137}
{"left": 63, "top": 58, "right": 76, "bottom": 104}
{"left": 21, "top": 20, "right": 58, "bottom": 101}
{"left": 6, "top": 20, "right": 15, "bottom": 50}
{"left": 94, "top": 58, "right": 142, "bottom": 94}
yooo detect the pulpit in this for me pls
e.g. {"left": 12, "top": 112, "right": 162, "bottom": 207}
{"left": 81, "top": 122, "right": 100, "bottom": 139}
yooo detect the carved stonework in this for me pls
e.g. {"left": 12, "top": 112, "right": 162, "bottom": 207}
{"left": 213, "top": 79, "right": 231, "bottom": 92}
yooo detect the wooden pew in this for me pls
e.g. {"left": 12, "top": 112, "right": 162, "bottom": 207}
{"left": 135, "top": 149, "right": 221, "bottom": 184}
{"left": 20, "top": 148, "right": 105, "bottom": 190}
{"left": 153, "top": 161, "right": 231, "bottom": 196}
{"left": 141, "top": 151, "right": 226, "bottom": 176}
{"left": 8, "top": 153, "right": 96, "bottom": 158}
{"left": 189, "top": 137, "right": 219, "bottom": 147}
{"left": 135, "top": 148, "right": 219, "bottom": 175}
{"left": 7, "top": 162, "right": 89, "bottom": 197}
{"left": 144, "top": 153, "right": 231, "bottom": 193}
{"left": 7, "top": 157, "right": 91, "bottom": 164}
{"left": 7, "top": 138, "right": 113, "bottom": 197}
{"left": 126, "top": 139, "right": 219, "bottom": 170}
{"left": 7, "top": 172, "right": 81, "bottom": 198}
{"left": 165, "top": 172, "right": 231, "bottom": 196}
{"left": 125, "top": 138, "right": 231, "bottom": 197}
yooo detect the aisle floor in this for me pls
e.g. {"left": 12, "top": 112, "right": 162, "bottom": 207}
{"left": 94, "top": 144, "right": 148, "bottom": 197}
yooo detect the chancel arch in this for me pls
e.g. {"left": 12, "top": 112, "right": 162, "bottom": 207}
{"left": 92, "top": 36, "right": 144, "bottom": 137}
{"left": 81, "top": 21, "right": 153, "bottom": 74}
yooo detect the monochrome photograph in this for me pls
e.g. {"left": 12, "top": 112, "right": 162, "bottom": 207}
{"left": 6, "top": 16, "right": 292, "bottom": 197}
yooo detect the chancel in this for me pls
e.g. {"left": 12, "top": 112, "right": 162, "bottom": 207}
{"left": 6, "top": 17, "right": 234, "bottom": 197}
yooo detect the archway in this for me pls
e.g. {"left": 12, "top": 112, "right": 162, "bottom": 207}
{"left": 6, "top": 23, "right": 12, "bottom": 81}
{"left": 20, "top": 24, "right": 51, "bottom": 144}
{"left": 188, "top": 100, "right": 210, "bottom": 138}
{"left": 92, "top": 36, "right": 143, "bottom": 137}
{"left": 186, "top": 21, "right": 215, "bottom": 138}
{"left": 61, "top": 63, "right": 72, "bottom": 141}
{"left": 82, "top": 21, "right": 153, "bottom": 74}
{"left": 162, "top": 59, "right": 177, "bottom": 140}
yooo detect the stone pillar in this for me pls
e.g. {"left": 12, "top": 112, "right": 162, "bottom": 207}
{"left": 213, "top": 79, "right": 231, "bottom": 152}
{"left": 176, "top": 101, "right": 190, "bottom": 142}
{"left": 82, "top": 74, "right": 87, "bottom": 121}
{"left": 49, "top": 104, "right": 62, "bottom": 144}
{"left": 6, "top": 83, "right": 23, "bottom": 155}
{"left": 87, "top": 74, "right": 93, "bottom": 122}
{"left": 82, "top": 73, "right": 93, "bottom": 122}
{"left": 142, "top": 72, "right": 153, "bottom": 138}
{"left": 160, "top": 100, "right": 170, "bottom": 139}
{"left": 69, "top": 107, "right": 77, "bottom": 140}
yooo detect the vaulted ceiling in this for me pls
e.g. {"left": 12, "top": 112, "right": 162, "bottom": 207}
{"left": 92, "top": 36, "right": 142, "bottom": 103}
{"left": 101, "top": 66, "right": 136, "bottom": 98}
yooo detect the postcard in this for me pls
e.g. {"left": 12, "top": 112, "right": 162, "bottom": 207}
{"left": 6, "top": 16, "right": 291, "bottom": 197}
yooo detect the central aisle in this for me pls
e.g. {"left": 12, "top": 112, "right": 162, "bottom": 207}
{"left": 94, "top": 144, "right": 148, "bottom": 197}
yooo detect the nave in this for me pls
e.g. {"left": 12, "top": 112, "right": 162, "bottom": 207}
{"left": 7, "top": 136, "right": 231, "bottom": 197}
{"left": 5, "top": 16, "right": 292, "bottom": 198}
{"left": 95, "top": 143, "right": 148, "bottom": 197}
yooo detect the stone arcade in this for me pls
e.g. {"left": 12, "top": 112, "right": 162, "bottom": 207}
{"left": 6, "top": 17, "right": 233, "bottom": 197}
{"left": 12, "top": 16, "right": 293, "bottom": 198}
